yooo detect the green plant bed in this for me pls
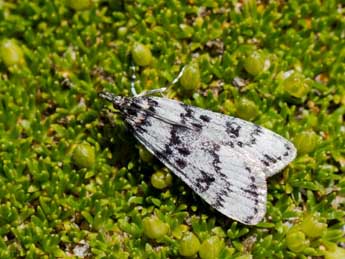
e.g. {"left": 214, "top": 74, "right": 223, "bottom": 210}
{"left": 0, "top": 1, "right": 344, "bottom": 258}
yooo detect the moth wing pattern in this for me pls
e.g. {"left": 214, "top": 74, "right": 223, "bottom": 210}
{"left": 101, "top": 92, "right": 296, "bottom": 225}
{"left": 143, "top": 96, "right": 297, "bottom": 178}
{"left": 136, "top": 130, "right": 267, "bottom": 225}
{"left": 122, "top": 96, "right": 271, "bottom": 224}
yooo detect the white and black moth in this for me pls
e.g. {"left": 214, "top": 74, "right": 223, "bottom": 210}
{"left": 100, "top": 92, "right": 296, "bottom": 225}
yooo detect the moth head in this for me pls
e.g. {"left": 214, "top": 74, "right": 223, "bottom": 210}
{"left": 99, "top": 92, "right": 127, "bottom": 110}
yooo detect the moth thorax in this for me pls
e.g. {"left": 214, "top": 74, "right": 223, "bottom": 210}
{"left": 111, "top": 96, "right": 128, "bottom": 110}
{"left": 134, "top": 111, "right": 147, "bottom": 124}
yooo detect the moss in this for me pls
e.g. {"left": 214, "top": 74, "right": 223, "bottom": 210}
{"left": 286, "top": 229, "right": 310, "bottom": 253}
{"left": 72, "top": 142, "right": 96, "bottom": 169}
{"left": 323, "top": 242, "right": 345, "bottom": 259}
{"left": 180, "top": 63, "right": 201, "bottom": 91}
{"left": 280, "top": 71, "right": 311, "bottom": 99}
{"left": 66, "top": 0, "right": 93, "bottom": 11}
{"left": 243, "top": 50, "right": 267, "bottom": 76}
{"left": 199, "top": 236, "right": 224, "bottom": 259}
{"left": 138, "top": 145, "right": 154, "bottom": 163}
{"left": 151, "top": 169, "right": 172, "bottom": 190}
{"left": 178, "top": 231, "right": 201, "bottom": 257}
{"left": 131, "top": 43, "right": 153, "bottom": 67}
{"left": 298, "top": 214, "right": 327, "bottom": 238}
{"left": 293, "top": 130, "right": 319, "bottom": 155}
{"left": 0, "top": 1, "right": 344, "bottom": 258}
{"left": 235, "top": 98, "right": 259, "bottom": 121}
{"left": 142, "top": 215, "right": 170, "bottom": 239}
{"left": 0, "top": 39, "right": 26, "bottom": 69}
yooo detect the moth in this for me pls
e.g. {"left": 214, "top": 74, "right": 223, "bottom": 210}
{"left": 100, "top": 92, "right": 296, "bottom": 225}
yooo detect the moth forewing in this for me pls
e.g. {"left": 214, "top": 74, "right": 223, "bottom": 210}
{"left": 142, "top": 96, "right": 297, "bottom": 178}
{"left": 100, "top": 92, "right": 296, "bottom": 225}
{"left": 132, "top": 117, "right": 268, "bottom": 225}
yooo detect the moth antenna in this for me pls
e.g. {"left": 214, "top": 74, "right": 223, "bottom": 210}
{"left": 168, "top": 65, "right": 185, "bottom": 87}
{"left": 135, "top": 66, "right": 186, "bottom": 97}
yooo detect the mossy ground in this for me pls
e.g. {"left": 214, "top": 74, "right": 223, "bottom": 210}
{"left": 0, "top": 1, "right": 344, "bottom": 258}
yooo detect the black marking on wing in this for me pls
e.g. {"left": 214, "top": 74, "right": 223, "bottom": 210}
{"left": 285, "top": 143, "right": 292, "bottom": 150}
{"left": 226, "top": 121, "right": 241, "bottom": 138}
{"left": 177, "top": 147, "right": 191, "bottom": 156}
{"left": 171, "top": 125, "right": 182, "bottom": 145}
{"left": 160, "top": 124, "right": 192, "bottom": 159}
{"left": 199, "top": 114, "right": 211, "bottom": 122}
{"left": 121, "top": 100, "right": 140, "bottom": 118}
{"left": 126, "top": 107, "right": 138, "bottom": 116}
{"left": 219, "top": 186, "right": 231, "bottom": 197}
{"left": 184, "top": 107, "right": 193, "bottom": 118}
{"left": 147, "top": 98, "right": 158, "bottom": 112}
{"left": 241, "top": 187, "right": 258, "bottom": 199}
{"left": 180, "top": 103, "right": 194, "bottom": 123}
{"left": 179, "top": 104, "right": 203, "bottom": 131}
{"left": 283, "top": 143, "right": 292, "bottom": 157}
{"left": 202, "top": 142, "right": 232, "bottom": 206}
{"left": 195, "top": 170, "right": 216, "bottom": 192}
{"left": 123, "top": 99, "right": 156, "bottom": 132}
{"left": 162, "top": 133, "right": 179, "bottom": 157}
{"left": 164, "top": 144, "right": 173, "bottom": 155}
{"left": 212, "top": 175, "right": 234, "bottom": 210}
{"left": 264, "top": 154, "right": 277, "bottom": 163}
{"left": 261, "top": 160, "right": 269, "bottom": 166}
{"left": 176, "top": 158, "right": 187, "bottom": 169}
{"left": 245, "top": 215, "right": 254, "bottom": 224}
{"left": 213, "top": 180, "right": 233, "bottom": 209}
{"left": 212, "top": 194, "right": 226, "bottom": 209}
{"left": 243, "top": 174, "right": 261, "bottom": 224}
{"left": 191, "top": 122, "right": 203, "bottom": 130}
{"left": 261, "top": 154, "right": 280, "bottom": 167}
{"left": 123, "top": 97, "right": 160, "bottom": 129}
{"left": 207, "top": 143, "right": 227, "bottom": 178}
{"left": 249, "top": 126, "right": 263, "bottom": 145}
{"left": 239, "top": 175, "right": 260, "bottom": 207}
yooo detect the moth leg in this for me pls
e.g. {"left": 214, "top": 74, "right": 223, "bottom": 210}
{"left": 168, "top": 65, "right": 185, "bottom": 87}
{"left": 130, "top": 65, "right": 167, "bottom": 96}
{"left": 131, "top": 65, "right": 186, "bottom": 97}
{"left": 137, "top": 87, "right": 167, "bottom": 97}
